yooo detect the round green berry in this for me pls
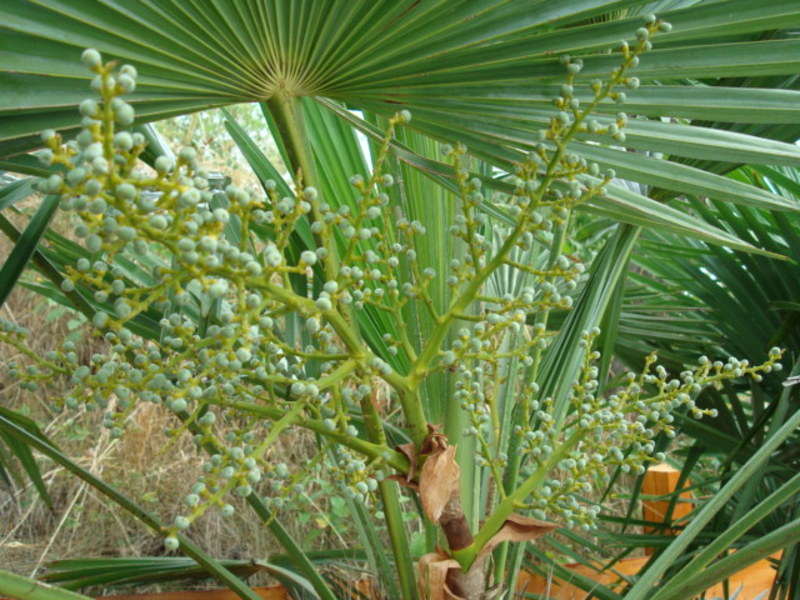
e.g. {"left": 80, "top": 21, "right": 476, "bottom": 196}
{"left": 81, "top": 48, "right": 102, "bottom": 69}
{"left": 300, "top": 250, "right": 317, "bottom": 265}
{"left": 115, "top": 103, "right": 135, "bottom": 126}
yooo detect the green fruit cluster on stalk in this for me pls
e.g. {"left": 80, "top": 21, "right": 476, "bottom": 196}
{"left": 0, "top": 16, "right": 783, "bottom": 554}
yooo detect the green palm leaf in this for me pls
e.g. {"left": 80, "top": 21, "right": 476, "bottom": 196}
{"left": 3, "top": 1, "right": 800, "bottom": 184}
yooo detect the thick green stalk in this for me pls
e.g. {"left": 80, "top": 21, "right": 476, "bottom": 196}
{"left": 265, "top": 92, "right": 339, "bottom": 282}
{"left": 453, "top": 430, "right": 583, "bottom": 570}
{"left": 355, "top": 383, "right": 419, "bottom": 600}
{"left": 377, "top": 480, "right": 418, "bottom": 600}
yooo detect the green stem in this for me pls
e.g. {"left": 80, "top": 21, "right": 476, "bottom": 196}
{"left": 226, "top": 400, "right": 409, "bottom": 473}
{"left": 378, "top": 480, "right": 419, "bottom": 600}
{"left": 262, "top": 279, "right": 428, "bottom": 445}
{"left": 265, "top": 92, "right": 338, "bottom": 282}
{"left": 454, "top": 430, "right": 582, "bottom": 570}
{"left": 356, "top": 378, "right": 419, "bottom": 600}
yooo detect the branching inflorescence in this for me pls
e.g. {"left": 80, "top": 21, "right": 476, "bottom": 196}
{"left": 1, "top": 14, "right": 782, "bottom": 578}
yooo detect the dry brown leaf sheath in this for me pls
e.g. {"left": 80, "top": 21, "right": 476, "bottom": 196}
{"left": 419, "top": 445, "right": 461, "bottom": 524}
{"left": 418, "top": 549, "right": 465, "bottom": 600}
{"left": 479, "top": 513, "right": 559, "bottom": 559}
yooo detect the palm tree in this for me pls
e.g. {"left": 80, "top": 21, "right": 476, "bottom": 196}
{"left": 2, "top": 2, "right": 800, "bottom": 599}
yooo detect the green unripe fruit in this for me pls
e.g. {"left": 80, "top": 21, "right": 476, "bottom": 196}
{"left": 149, "top": 214, "right": 168, "bottom": 230}
{"left": 38, "top": 149, "right": 54, "bottom": 166}
{"left": 118, "top": 73, "right": 136, "bottom": 93}
{"left": 86, "top": 234, "right": 102, "bottom": 253}
{"left": 566, "top": 62, "right": 582, "bottom": 75}
{"left": 116, "top": 183, "right": 137, "bottom": 201}
{"left": 305, "top": 317, "right": 320, "bottom": 334}
{"left": 221, "top": 504, "right": 235, "bottom": 517}
{"left": 89, "top": 198, "right": 107, "bottom": 214}
{"left": 245, "top": 260, "right": 262, "bottom": 276}
{"left": 45, "top": 174, "right": 63, "bottom": 194}
{"left": 79, "top": 99, "right": 98, "bottom": 118}
{"left": 61, "top": 280, "right": 75, "bottom": 293}
{"left": 179, "top": 188, "right": 200, "bottom": 206}
{"left": 115, "top": 103, "right": 135, "bottom": 126}
{"left": 113, "top": 131, "right": 134, "bottom": 151}
{"left": 76, "top": 129, "right": 95, "bottom": 149}
{"left": 199, "top": 236, "right": 217, "bottom": 253}
{"left": 178, "top": 147, "right": 197, "bottom": 163}
{"left": 208, "top": 280, "right": 227, "bottom": 299}
{"left": 174, "top": 516, "right": 190, "bottom": 530}
{"left": 300, "top": 250, "right": 316, "bottom": 265}
{"left": 120, "top": 64, "right": 138, "bottom": 79}
{"left": 81, "top": 48, "right": 102, "bottom": 69}
{"left": 176, "top": 238, "right": 195, "bottom": 252}
{"left": 84, "top": 178, "right": 103, "bottom": 196}
{"left": 117, "top": 226, "right": 136, "bottom": 242}
{"left": 234, "top": 484, "right": 252, "bottom": 497}
{"left": 245, "top": 293, "right": 261, "bottom": 308}
{"left": 154, "top": 155, "right": 174, "bottom": 174}
{"left": 398, "top": 109, "right": 412, "bottom": 123}
{"left": 265, "top": 248, "right": 282, "bottom": 267}
{"left": 213, "top": 208, "right": 229, "bottom": 223}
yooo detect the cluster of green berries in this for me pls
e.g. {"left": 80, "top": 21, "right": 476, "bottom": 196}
{"left": 4, "top": 17, "right": 781, "bottom": 551}
{"left": 511, "top": 332, "right": 781, "bottom": 528}
{"left": 3, "top": 49, "right": 422, "bottom": 549}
